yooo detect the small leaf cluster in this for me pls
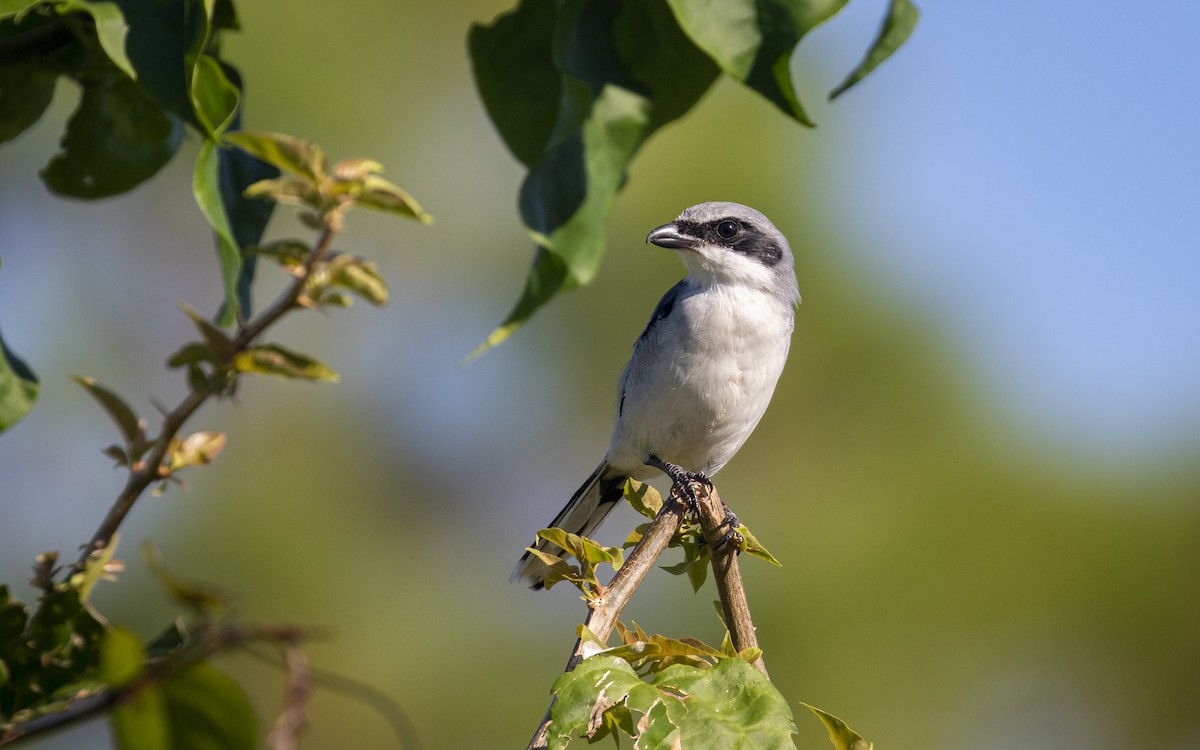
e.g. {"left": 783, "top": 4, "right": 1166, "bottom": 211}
{"left": 468, "top": 0, "right": 920, "bottom": 352}
{"left": 227, "top": 130, "right": 432, "bottom": 232}
{"left": 523, "top": 528, "right": 625, "bottom": 598}
{"left": 0, "top": 575, "right": 107, "bottom": 732}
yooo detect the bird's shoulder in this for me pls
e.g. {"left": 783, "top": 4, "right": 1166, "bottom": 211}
{"left": 636, "top": 278, "right": 690, "bottom": 343}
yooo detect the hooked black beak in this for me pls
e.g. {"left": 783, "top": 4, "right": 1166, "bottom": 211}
{"left": 646, "top": 223, "right": 697, "bottom": 250}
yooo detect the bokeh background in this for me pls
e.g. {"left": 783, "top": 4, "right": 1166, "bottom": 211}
{"left": 2, "top": 1, "right": 1198, "bottom": 748}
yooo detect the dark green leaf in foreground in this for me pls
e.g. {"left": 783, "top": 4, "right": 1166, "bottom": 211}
{"left": 0, "top": 63, "right": 58, "bottom": 144}
{"left": 0, "top": 325, "right": 38, "bottom": 433}
{"left": 801, "top": 703, "right": 873, "bottom": 750}
{"left": 195, "top": 138, "right": 246, "bottom": 326}
{"left": 666, "top": 0, "right": 847, "bottom": 126}
{"left": 57, "top": 0, "right": 137, "bottom": 80}
{"left": 232, "top": 344, "right": 338, "bottom": 381}
{"left": 471, "top": 0, "right": 720, "bottom": 355}
{"left": 829, "top": 0, "right": 920, "bottom": 100}
{"left": 102, "top": 628, "right": 169, "bottom": 750}
{"left": 0, "top": 1, "right": 42, "bottom": 19}
{"left": 41, "top": 71, "right": 183, "bottom": 199}
{"left": 162, "top": 662, "right": 256, "bottom": 750}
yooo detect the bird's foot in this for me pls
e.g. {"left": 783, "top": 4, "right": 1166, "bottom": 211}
{"left": 714, "top": 507, "right": 745, "bottom": 551}
{"left": 644, "top": 455, "right": 712, "bottom": 513}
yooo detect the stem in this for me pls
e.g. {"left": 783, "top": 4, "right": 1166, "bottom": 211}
{"left": 694, "top": 485, "right": 768, "bottom": 677}
{"left": 70, "top": 223, "right": 339, "bottom": 575}
{"left": 526, "top": 496, "right": 688, "bottom": 750}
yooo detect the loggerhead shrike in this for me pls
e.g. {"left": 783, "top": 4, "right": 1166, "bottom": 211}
{"left": 512, "top": 202, "right": 800, "bottom": 589}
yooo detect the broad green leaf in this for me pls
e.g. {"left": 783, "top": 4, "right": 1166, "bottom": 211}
{"left": 624, "top": 479, "right": 663, "bottom": 519}
{"left": 69, "top": 375, "right": 140, "bottom": 445}
{"left": 467, "top": 0, "right": 561, "bottom": 167}
{"left": 801, "top": 703, "right": 872, "bottom": 750}
{"left": 0, "top": 63, "right": 58, "bottom": 143}
{"left": 666, "top": 0, "right": 850, "bottom": 126}
{"left": 57, "top": 0, "right": 136, "bottom": 79}
{"left": 0, "top": 325, "right": 38, "bottom": 433}
{"left": 102, "top": 628, "right": 171, "bottom": 750}
{"left": 829, "top": 0, "right": 919, "bottom": 100}
{"left": 653, "top": 659, "right": 797, "bottom": 749}
{"left": 193, "top": 140, "right": 243, "bottom": 326}
{"left": 189, "top": 53, "right": 239, "bottom": 138}
{"left": 468, "top": 0, "right": 723, "bottom": 355}
{"left": 41, "top": 71, "right": 183, "bottom": 198}
{"left": 163, "top": 662, "right": 256, "bottom": 750}
{"left": 548, "top": 656, "right": 659, "bottom": 750}
{"left": 232, "top": 344, "right": 338, "bottom": 381}
{"left": 223, "top": 130, "right": 327, "bottom": 183}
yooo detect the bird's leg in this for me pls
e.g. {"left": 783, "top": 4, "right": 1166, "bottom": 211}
{"left": 644, "top": 454, "right": 712, "bottom": 512}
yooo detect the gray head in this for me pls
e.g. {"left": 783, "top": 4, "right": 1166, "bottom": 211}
{"left": 646, "top": 202, "right": 800, "bottom": 305}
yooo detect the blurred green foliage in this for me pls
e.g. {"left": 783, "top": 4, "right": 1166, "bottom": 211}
{"left": 0, "top": 1, "right": 1196, "bottom": 750}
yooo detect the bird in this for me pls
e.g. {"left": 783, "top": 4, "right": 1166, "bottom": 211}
{"left": 512, "top": 201, "right": 800, "bottom": 589}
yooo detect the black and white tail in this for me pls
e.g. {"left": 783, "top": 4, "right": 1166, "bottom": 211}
{"left": 511, "top": 461, "right": 629, "bottom": 590}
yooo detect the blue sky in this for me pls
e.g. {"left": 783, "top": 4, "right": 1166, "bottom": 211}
{"left": 808, "top": 1, "right": 1200, "bottom": 460}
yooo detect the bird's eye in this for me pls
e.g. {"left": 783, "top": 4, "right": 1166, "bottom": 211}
{"left": 716, "top": 220, "right": 739, "bottom": 239}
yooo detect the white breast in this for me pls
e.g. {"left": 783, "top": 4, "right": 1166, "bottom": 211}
{"left": 606, "top": 281, "right": 794, "bottom": 478}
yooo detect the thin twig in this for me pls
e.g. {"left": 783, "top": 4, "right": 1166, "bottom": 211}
{"left": 267, "top": 640, "right": 312, "bottom": 750}
{"left": 70, "top": 224, "right": 339, "bottom": 576}
{"left": 526, "top": 496, "right": 688, "bottom": 750}
{"left": 694, "top": 485, "right": 768, "bottom": 677}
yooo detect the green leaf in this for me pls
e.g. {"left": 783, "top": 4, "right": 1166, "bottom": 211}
{"left": 193, "top": 140, "right": 244, "bottom": 326}
{"left": 243, "top": 175, "right": 320, "bottom": 208}
{"left": 467, "top": 0, "right": 561, "bottom": 168}
{"left": 0, "top": 63, "right": 58, "bottom": 144}
{"left": 102, "top": 628, "right": 171, "bottom": 750}
{"left": 215, "top": 101, "right": 278, "bottom": 320}
{"left": 800, "top": 703, "right": 873, "bottom": 750}
{"left": 468, "top": 0, "right": 723, "bottom": 355}
{"left": 0, "top": 325, "right": 38, "bottom": 433}
{"left": 57, "top": 0, "right": 136, "bottom": 79}
{"left": 327, "top": 255, "right": 389, "bottom": 307}
{"left": 223, "top": 130, "right": 327, "bottom": 183}
{"left": 41, "top": 70, "right": 183, "bottom": 198}
{"left": 70, "top": 532, "right": 121, "bottom": 600}
{"left": 624, "top": 479, "right": 663, "bottom": 519}
{"left": 232, "top": 344, "right": 338, "bottom": 381}
{"left": 667, "top": 0, "right": 851, "bottom": 126}
{"left": 69, "top": 375, "right": 141, "bottom": 446}
{"left": 739, "top": 524, "right": 782, "bottom": 566}
{"left": 356, "top": 174, "right": 433, "bottom": 223}
{"left": 653, "top": 659, "right": 797, "bottom": 749}
{"left": 829, "top": 0, "right": 919, "bottom": 100}
{"left": 551, "top": 655, "right": 795, "bottom": 749}
{"left": 0, "top": 0, "right": 42, "bottom": 20}
{"left": 162, "top": 662, "right": 256, "bottom": 750}
{"left": 178, "top": 303, "right": 234, "bottom": 361}
{"left": 189, "top": 53, "right": 239, "bottom": 138}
